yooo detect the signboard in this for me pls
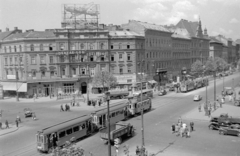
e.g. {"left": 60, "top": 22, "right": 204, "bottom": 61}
{"left": 115, "top": 74, "right": 136, "bottom": 84}
{"left": 0, "top": 85, "right": 3, "bottom": 99}
{"left": 7, "top": 75, "right": 16, "bottom": 80}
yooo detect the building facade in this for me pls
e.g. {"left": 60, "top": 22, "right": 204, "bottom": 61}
{"left": 209, "top": 37, "right": 223, "bottom": 59}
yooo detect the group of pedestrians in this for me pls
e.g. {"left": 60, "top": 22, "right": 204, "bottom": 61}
{"left": 0, "top": 120, "right": 10, "bottom": 129}
{"left": 88, "top": 98, "right": 103, "bottom": 107}
{"left": 60, "top": 104, "right": 71, "bottom": 112}
{"left": 171, "top": 117, "right": 194, "bottom": 138}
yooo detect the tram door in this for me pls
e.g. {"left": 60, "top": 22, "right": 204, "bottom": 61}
{"left": 102, "top": 114, "right": 106, "bottom": 126}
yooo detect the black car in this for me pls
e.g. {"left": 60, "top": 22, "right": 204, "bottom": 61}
{"left": 219, "top": 125, "right": 240, "bottom": 137}
{"left": 24, "top": 108, "right": 33, "bottom": 118}
{"left": 208, "top": 121, "right": 230, "bottom": 130}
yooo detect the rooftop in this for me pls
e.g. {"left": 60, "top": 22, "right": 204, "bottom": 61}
{"left": 129, "top": 20, "right": 170, "bottom": 32}
{"left": 4, "top": 31, "right": 56, "bottom": 41}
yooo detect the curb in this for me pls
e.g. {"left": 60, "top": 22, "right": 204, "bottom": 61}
{"left": 0, "top": 126, "right": 22, "bottom": 137}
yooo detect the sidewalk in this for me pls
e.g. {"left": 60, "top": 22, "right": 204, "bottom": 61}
{"left": 0, "top": 123, "right": 23, "bottom": 137}
{"left": 183, "top": 102, "right": 240, "bottom": 122}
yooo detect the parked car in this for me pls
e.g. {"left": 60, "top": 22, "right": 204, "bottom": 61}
{"left": 158, "top": 90, "right": 167, "bottom": 96}
{"left": 219, "top": 124, "right": 240, "bottom": 137}
{"left": 169, "top": 85, "right": 175, "bottom": 91}
{"left": 208, "top": 121, "right": 230, "bottom": 130}
{"left": 224, "top": 87, "right": 233, "bottom": 95}
{"left": 24, "top": 108, "right": 33, "bottom": 118}
{"left": 193, "top": 95, "right": 202, "bottom": 101}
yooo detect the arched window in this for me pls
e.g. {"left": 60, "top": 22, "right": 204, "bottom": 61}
{"left": 40, "top": 44, "right": 43, "bottom": 51}
{"left": 30, "top": 44, "right": 34, "bottom": 51}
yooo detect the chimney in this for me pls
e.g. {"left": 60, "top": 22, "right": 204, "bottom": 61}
{"left": 14, "top": 27, "right": 18, "bottom": 30}
{"left": 6, "top": 28, "right": 9, "bottom": 31}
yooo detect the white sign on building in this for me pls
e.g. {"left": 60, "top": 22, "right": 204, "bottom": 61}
{"left": 114, "top": 74, "right": 137, "bottom": 84}
{"left": 7, "top": 75, "right": 16, "bottom": 80}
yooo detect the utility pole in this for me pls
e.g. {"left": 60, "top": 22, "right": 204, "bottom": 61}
{"left": 214, "top": 70, "right": 216, "bottom": 109}
{"left": 140, "top": 61, "right": 145, "bottom": 155}
{"left": 105, "top": 91, "right": 111, "bottom": 156}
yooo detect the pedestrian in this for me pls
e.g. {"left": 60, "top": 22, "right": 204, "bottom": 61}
{"left": 136, "top": 146, "right": 140, "bottom": 155}
{"left": 15, "top": 119, "right": 19, "bottom": 127}
{"left": 5, "top": 120, "right": 9, "bottom": 129}
{"left": 16, "top": 115, "right": 21, "bottom": 123}
{"left": 178, "top": 116, "right": 182, "bottom": 123}
{"left": 186, "top": 129, "right": 191, "bottom": 138}
{"left": 65, "top": 104, "right": 68, "bottom": 111}
{"left": 198, "top": 104, "right": 201, "bottom": 112}
{"left": 0, "top": 121, "right": 2, "bottom": 129}
{"left": 190, "top": 122, "right": 194, "bottom": 132}
{"left": 60, "top": 105, "right": 64, "bottom": 112}
{"left": 208, "top": 107, "right": 211, "bottom": 117}
{"left": 171, "top": 123, "right": 175, "bottom": 134}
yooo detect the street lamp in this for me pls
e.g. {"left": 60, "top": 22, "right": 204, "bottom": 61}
{"left": 105, "top": 91, "right": 111, "bottom": 156}
{"left": 16, "top": 70, "right": 19, "bottom": 102}
{"left": 214, "top": 70, "right": 216, "bottom": 110}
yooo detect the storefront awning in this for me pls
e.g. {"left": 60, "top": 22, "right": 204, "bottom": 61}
{"left": 0, "top": 82, "right": 27, "bottom": 92}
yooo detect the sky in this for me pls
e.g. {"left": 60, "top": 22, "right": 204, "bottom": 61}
{"left": 0, "top": 0, "right": 240, "bottom": 40}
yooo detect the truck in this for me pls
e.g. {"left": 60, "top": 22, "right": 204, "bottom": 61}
{"left": 99, "top": 121, "right": 134, "bottom": 145}
{"left": 210, "top": 113, "right": 240, "bottom": 125}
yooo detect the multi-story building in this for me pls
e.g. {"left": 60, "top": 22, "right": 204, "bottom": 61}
{"left": 0, "top": 27, "right": 144, "bottom": 97}
{"left": 175, "top": 19, "right": 210, "bottom": 65}
{"left": 122, "top": 20, "right": 173, "bottom": 80}
{"left": 209, "top": 37, "right": 223, "bottom": 59}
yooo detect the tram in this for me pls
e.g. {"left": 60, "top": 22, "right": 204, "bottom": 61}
{"left": 36, "top": 115, "right": 93, "bottom": 153}
{"left": 132, "top": 89, "right": 153, "bottom": 98}
{"left": 128, "top": 95, "right": 152, "bottom": 116}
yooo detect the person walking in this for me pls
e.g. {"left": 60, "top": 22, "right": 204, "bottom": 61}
{"left": 5, "top": 120, "right": 9, "bottom": 129}
{"left": 198, "top": 103, "right": 201, "bottom": 112}
{"left": 171, "top": 123, "right": 175, "bottom": 134}
{"left": 60, "top": 105, "right": 64, "bottom": 112}
{"left": 190, "top": 122, "right": 194, "bottom": 132}
{"left": 15, "top": 119, "right": 19, "bottom": 128}
{"left": 208, "top": 107, "right": 212, "bottom": 117}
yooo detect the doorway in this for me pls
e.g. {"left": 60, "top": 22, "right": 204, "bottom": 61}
{"left": 44, "top": 84, "right": 50, "bottom": 96}
{"left": 81, "top": 82, "right": 87, "bottom": 94}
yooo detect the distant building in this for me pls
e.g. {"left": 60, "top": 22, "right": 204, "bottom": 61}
{"left": 175, "top": 19, "right": 210, "bottom": 65}
{"left": 209, "top": 37, "right": 223, "bottom": 59}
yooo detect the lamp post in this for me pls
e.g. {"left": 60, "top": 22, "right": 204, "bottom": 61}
{"left": 105, "top": 91, "right": 111, "bottom": 156}
{"left": 87, "top": 65, "right": 90, "bottom": 105}
{"left": 214, "top": 70, "right": 216, "bottom": 109}
{"left": 16, "top": 70, "right": 19, "bottom": 102}
{"left": 232, "top": 78, "right": 234, "bottom": 88}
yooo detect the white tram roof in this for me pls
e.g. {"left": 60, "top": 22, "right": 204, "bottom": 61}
{"left": 92, "top": 100, "right": 128, "bottom": 116}
{"left": 39, "top": 115, "right": 91, "bottom": 135}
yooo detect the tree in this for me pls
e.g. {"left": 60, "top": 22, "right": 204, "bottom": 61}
{"left": 191, "top": 60, "right": 203, "bottom": 76}
{"left": 92, "top": 71, "right": 118, "bottom": 89}
{"left": 213, "top": 57, "right": 228, "bottom": 72}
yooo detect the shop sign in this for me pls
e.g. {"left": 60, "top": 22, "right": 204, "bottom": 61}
{"left": 115, "top": 74, "right": 136, "bottom": 83}
{"left": 0, "top": 85, "right": 3, "bottom": 99}
{"left": 56, "top": 51, "right": 86, "bottom": 55}
{"left": 7, "top": 75, "right": 16, "bottom": 80}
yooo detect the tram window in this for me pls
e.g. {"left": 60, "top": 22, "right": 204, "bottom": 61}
{"left": 112, "top": 112, "right": 115, "bottom": 117}
{"left": 73, "top": 126, "right": 79, "bottom": 132}
{"left": 66, "top": 128, "right": 73, "bottom": 135}
{"left": 59, "top": 131, "right": 66, "bottom": 138}
{"left": 82, "top": 123, "right": 85, "bottom": 129}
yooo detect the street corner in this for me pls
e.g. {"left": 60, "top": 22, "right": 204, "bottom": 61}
{"left": 0, "top": 124, "right": 23, "bottom": 137}
{"left": 182, "top": 107, "right": 211, "bottom": 122}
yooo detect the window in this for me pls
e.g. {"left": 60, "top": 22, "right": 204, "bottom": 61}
{"left": 119, "top": 67, "right": 123, "bottom": 74}
{"left": 59, "top": 131, "right": 66, "bottom": 138}
{"left": 119, "top": 43, "right": 122, "bottom": 49}
{"left": 49, "top": 56, "right": 54, "bottom": 64}
{"left": 119, "top": 54, "right": 123, "bottom": 61}
{"left": 60, "top": 43, "right": 65, "bottom": 50}
{"left": 62, "top": 68, "right": 65, "bottom": 75}
{"left": 90, "top": 55, "right": 94, "bottom": 61}
{"left": 66, "top": 128, "right": 73, "bottom": 135}
{"left": 9, "top": 46, "right": 12, "bottom": 53}
{"left": 82, "top": 123, "right": 85, "bottom": 129}
{"left": 60, "top": 56, "right": 65, "bottom": 62}
{"left": 40, "top": 55, "right": 46, "bottom": 64}
{"left": 4, "top": 47, "right": 7, "bottom": 53}
{"left": 72, "top": 68, "right": 76, "bottom": 75}
{"left": 15, "top": 57, "right": 17, "bottom": 65}
{"left": 73, "top": 126, "right": 79, "bottom": 132}
{"left": 101, "top": 67, "right": 105, "bottom": 71}
{"left": 49, "top": 44, "right": 53, "bottom": 51}
{"left": 127, "top": 79, "right": 132, "bottom": 83}
{"left": 111, "top": 55, "right": 114, "bottom": 61}
{"left": 32, "top": 71, "right": 36, "bottom": 77}
{"left": 69, "top": 55, "right": 75, "bottom": 62}
{"left": 30, "top": 44, "right": 34, "bottom": 51}
{"left": 111, "top": 67, "right": 115, "bottom": 73}
{"left": 19, "top": 45, "right": 22, "bottom": 52}
{"left": 81, "top": 68, "right": 86, "bottom": 75}
{"left": 14, "top": 46, "right": 17, "bottom": 52}
{"left": 41, "top": 71, "right": 45, "bottom": 77}
{"left": 71, "top": 43, "right": 75, "bottom": 50}
{"left": 101, "top": 55, "right": 105, "bottom": 61}
{"left": 40, "top": 44, "right": 43, "bottom": 51}
{"left": 127, "top": 54, "right": 131, "bottom": 61}
{"left": 90, "top": 68, "right": 95, "bottom": 76}
{"left": 111, "top": 45, "right": 113, "bottom": 49}
{"left": 89, "top": 43, "right": 94, "bottom": 50}
{"left": 50, "top": 71, "right": 54, "bottom": 76}
{"left": 127, "top": 45, "right": 130, "bottom": 49}
{"left": 5, "top": 58, "right": 8, "bottom": 65}
{"left": 80, "top": 43, "right": 85, "bottom": 50}
{"left": 6, "top": 70, "right": 8, "bottom": 75}
{"left": 128, "top": 68, "right": 131, "bottom": 73}
{"left": 10, "top": 58, "right": 13, "bottom": 65}
{"left": 100, "top": 43, "right": 104, "bottom": 49}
